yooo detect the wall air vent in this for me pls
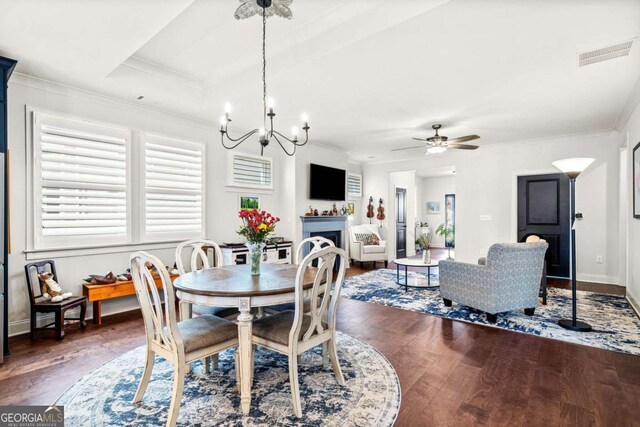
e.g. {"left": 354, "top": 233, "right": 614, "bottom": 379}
{"left": 579, "top": 39, "right": 634, "bottom": 67}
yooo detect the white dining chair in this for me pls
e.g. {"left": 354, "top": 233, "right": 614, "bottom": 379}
{"left": 175, "top": 239, "right": 236, "bottom": 371}
{"left": 250, "top": 246, "right": 347, "bottom": 417}
{"left": 130, "top": 251, "right": 239, "bottom": 427}
{"left": 294, "top": 236, "right": 335, "bottom": 264}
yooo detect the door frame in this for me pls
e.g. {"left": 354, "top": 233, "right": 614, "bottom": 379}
{"left": 511, "top": 168, "right": 571, "bottom": 279}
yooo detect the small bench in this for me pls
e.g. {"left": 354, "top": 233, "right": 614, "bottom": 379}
{"left": 82, "top": 274, "right": 177, "bottom": 325}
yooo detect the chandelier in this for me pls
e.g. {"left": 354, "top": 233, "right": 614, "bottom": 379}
{"left": 219, "top": 0, "right": 309, "bottom": 156}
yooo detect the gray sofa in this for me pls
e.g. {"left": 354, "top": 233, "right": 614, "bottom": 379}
{"left": 439, "top": 242, "right": 548, "bottom": 322}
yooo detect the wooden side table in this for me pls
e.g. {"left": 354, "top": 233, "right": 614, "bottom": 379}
{"left": 82, "top": 275, "right": 177, "bottom": 325}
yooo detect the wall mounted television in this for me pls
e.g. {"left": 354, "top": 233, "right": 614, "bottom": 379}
{"left": 309, "top": 163, "right": 346, "bottom": 201}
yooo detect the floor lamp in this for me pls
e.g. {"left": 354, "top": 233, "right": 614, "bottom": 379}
{"left": 552, "top": 157, "right": 594, "bottom": 332}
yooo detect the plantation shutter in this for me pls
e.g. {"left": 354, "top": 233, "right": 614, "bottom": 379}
{"left": 143, "top": 134, "right": 204, "bottom": 238}
{"left": 347, "top": 173, "right": 362, "bottom": 197}
{"left": 231, "top": 154, "right": 272, "bottom": 188}
{"left": 34, "top": 112, "right": 130, "bottom": 248}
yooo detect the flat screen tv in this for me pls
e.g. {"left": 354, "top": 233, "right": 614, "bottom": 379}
{"left": 309, "top": 163, "right": 346, "bottom": 201}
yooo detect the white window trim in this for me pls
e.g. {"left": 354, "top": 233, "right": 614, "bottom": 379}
{"left": 347, "top": 173, "right": 363, "bottom": 198}
{"left": 26, "top": 106, "right": 133, "bottom": 252}
{"left": 226, "top": 151, "right": 274, "bottom": 191}
{"left": 140, "top": 132, "right": 206, "bottom": 243}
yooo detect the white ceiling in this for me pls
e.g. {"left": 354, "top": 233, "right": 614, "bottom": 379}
{"left": 1, "top": 0, "right": 639, "bottom": 163}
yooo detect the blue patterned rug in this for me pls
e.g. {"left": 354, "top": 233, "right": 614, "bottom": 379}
{"left": 342, "top": 269, "right": 640, "bottom": 355}
{"left": 56, "top": 332, "right": 400, "bottom": 426}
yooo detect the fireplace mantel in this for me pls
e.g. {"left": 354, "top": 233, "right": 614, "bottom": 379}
{"left": 300, "top": 216, "right": 348, "bottom": 252}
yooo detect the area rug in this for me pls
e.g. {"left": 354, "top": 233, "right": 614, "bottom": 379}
{"left": 56, "top": 332, "right": 400, "bottom": 426}
{"left": 342, "top": 269, "right": 640, "bottom": 356}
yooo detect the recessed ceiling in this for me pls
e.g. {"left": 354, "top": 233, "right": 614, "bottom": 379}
{"left": 1, "top": 0, "right": 639, "bottom": 163}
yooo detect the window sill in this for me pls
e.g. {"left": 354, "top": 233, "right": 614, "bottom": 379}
{"left": 225, "top": 185, "right": 274, "bottom": 194}
{"left": 24, "top": 240, "right": 185, "bottom": 260}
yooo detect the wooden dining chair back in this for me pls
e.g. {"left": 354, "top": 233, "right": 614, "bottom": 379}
{"left": 251, "top": 246, "right": 347, "bottom": 417}
{"left": 130, "top": 251, "right": 238, "bottom": 427}
{"left": 24, "top": 260, "right": 87, "bottom": 340}
{"left": 294, "top": 236, "right": 335, "bottom": 264}
{"left": 175, "top": 239, "right": 224, "bottom": 275}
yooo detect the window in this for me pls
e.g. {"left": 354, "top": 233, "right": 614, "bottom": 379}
{"left": 142, "top": 134, "right": 205, "bottom": 241}
{"left": 29, "top": 109, "right": 207, "bottom": 252}
{"left": 31, "top": 111, "right": 131, "bottom": 249}
{"left": 227, "top": 152, "right": 273, "bottom": 190}
{"left": 347, "top": 173, "right": 362, "bottom": 198}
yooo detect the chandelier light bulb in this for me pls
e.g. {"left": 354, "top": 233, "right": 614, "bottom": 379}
{"left": 267, "top": 97, "right": 275, "bottom": 110}
{"left": 224, "top": 102, "right": 232, "bottom": 114}
{"left": 259, "top": 127, "right": 266, "bottom": 137}
{"left": 301, "top": 112, "right": 309, "bottom": 123}
{"left": 291, "top": 126, "right": 299, "bottom": 141}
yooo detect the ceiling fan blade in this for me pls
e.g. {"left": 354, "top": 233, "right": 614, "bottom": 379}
{"left": 447, "top": 134, "right": 480, "bottom": 144}
{"left": 391, "top": 145, "right": 425, "bottom": 152}
{"left": 448, "top": 143, "right": 479, "bottom": 150}
{"left": 412, "top": 137, "right": 429, "bottom": 141}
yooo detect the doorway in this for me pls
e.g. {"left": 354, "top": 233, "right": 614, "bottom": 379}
{"left": 517, "top": 173, "right": 570, "bottom": 278}
{"left": 395, "top": 187, "right": 407, "bottom": 259}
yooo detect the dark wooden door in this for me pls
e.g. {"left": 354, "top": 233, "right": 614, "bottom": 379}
{"left": 517, "top": 173, "right": 570, "bottom": 278}
{"left": 395, "top": 187, "right": 407, "bottom": 259}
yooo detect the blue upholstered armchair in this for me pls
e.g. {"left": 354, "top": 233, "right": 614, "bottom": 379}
{"left": 439, "top": 242, "right": 548, "bottom": 322}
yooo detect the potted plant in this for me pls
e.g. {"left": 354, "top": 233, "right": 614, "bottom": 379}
{"left": 415, "top": 231, "right": 432, "bottom": 252}
{"left": 435, "top": 223, "right": 455, "bottom": 259}
{"left": 238, "top": 209, "right": 280, "bottom": 275}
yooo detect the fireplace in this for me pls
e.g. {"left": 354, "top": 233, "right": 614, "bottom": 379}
{"left": 300, "top": 216, "right": 349, "bottom": 269}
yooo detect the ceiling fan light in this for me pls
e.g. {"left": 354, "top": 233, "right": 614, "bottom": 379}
{"left": 427, "top": 146, "right": 447, "bottom": 154}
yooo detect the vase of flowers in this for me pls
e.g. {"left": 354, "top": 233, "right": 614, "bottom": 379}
{"left": 238, "top": 209, "right": 280, "bottom": 275}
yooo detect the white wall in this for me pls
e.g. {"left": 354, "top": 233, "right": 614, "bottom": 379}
{"left": 363, "top": 130, "right": 621, "bottom": 284}
{"left": 418, "top": 175, "right": 456, "bottom": 248}
{"left": 621, "top": 99, "right": 640, "bottom": 312}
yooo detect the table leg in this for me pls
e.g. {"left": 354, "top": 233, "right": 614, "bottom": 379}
{"left": 179, "top": 300, "right": 191, "bottom": 321}
{"left": 405, "top": 265, "right": 408, "bottom": 292}
{"left": 237, "top": 297, "right": 253, "bottom": 414}
{"left": 396, "top": 264, "right": 400, "bottom": 285}
{"left": 92, "top": 301, "right": 102, "bottom": 325}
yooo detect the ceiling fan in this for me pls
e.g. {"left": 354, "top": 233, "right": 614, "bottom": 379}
{"left": 392, "top": 124, "right": 480, "bottom": 154}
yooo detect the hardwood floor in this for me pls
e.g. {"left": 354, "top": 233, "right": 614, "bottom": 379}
{"left": 1, "top": 261, "right": 639, "bottom": 426}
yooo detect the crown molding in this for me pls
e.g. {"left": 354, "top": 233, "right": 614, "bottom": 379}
{"left": 10, "top": 72, "right": 214, "bottom": 130}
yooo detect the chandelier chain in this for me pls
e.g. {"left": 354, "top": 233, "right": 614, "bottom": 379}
{"left": 262, "top": 7, "right": 267, "bottom": 130}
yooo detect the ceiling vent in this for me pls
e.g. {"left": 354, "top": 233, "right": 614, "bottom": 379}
{"left": 579, "top": 39, "right": 634, "bottom": 67}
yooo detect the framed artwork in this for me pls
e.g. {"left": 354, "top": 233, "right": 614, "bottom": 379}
{"left": 426, "top": 201, "right": 440, "bottom": 214}
{"left": 634, "top": 142, "right": 640, "bottom": 219}
{"left": 347, "top": 202, "right": 355, "bottom": 216}
{"left": 444, "top": 194, "right": 455, "bottom": 248}
{"left": 239, "top": 195, "right": 260, "bottom": 211}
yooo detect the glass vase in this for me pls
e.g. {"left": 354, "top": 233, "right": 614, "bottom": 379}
{"left": 246, "top": 242, "right": 266, "bottom": 276}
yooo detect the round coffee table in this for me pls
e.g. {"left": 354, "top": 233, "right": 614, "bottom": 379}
{"left": 394, "top": 258, "right": 439, "bottom": 291}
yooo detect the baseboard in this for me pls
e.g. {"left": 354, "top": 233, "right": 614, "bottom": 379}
{"left": 576, "top": 274, "right": 620, "bottom": 286}
{"left": 627, "top": 292, "right": 640, "bottom": 320}
{"left": 9, "top": 295, "right": 140, "bottom": 337}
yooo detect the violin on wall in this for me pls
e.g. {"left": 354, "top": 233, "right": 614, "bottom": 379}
{"left": 366, "top": 196, "right": 375, "bottom": 223}
{"left": 377, "top": 198, "right": 385, "bottom": 222}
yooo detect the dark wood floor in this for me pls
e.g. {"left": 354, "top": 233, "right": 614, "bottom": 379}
{"left": 1, "top": 259, "right": 639, "bottom": 426}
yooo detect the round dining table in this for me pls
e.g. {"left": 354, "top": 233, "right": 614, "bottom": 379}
{"left": 173, "top": 263, "right": 318, "bottom": 415}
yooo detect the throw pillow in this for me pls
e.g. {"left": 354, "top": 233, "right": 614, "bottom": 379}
{"left": 355, "top": 232, "right": 379, "bottom": 246}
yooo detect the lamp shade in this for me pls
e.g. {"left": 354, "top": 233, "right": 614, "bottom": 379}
{"left": 552, "top": 157, "right": 594, "bottom": 178}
